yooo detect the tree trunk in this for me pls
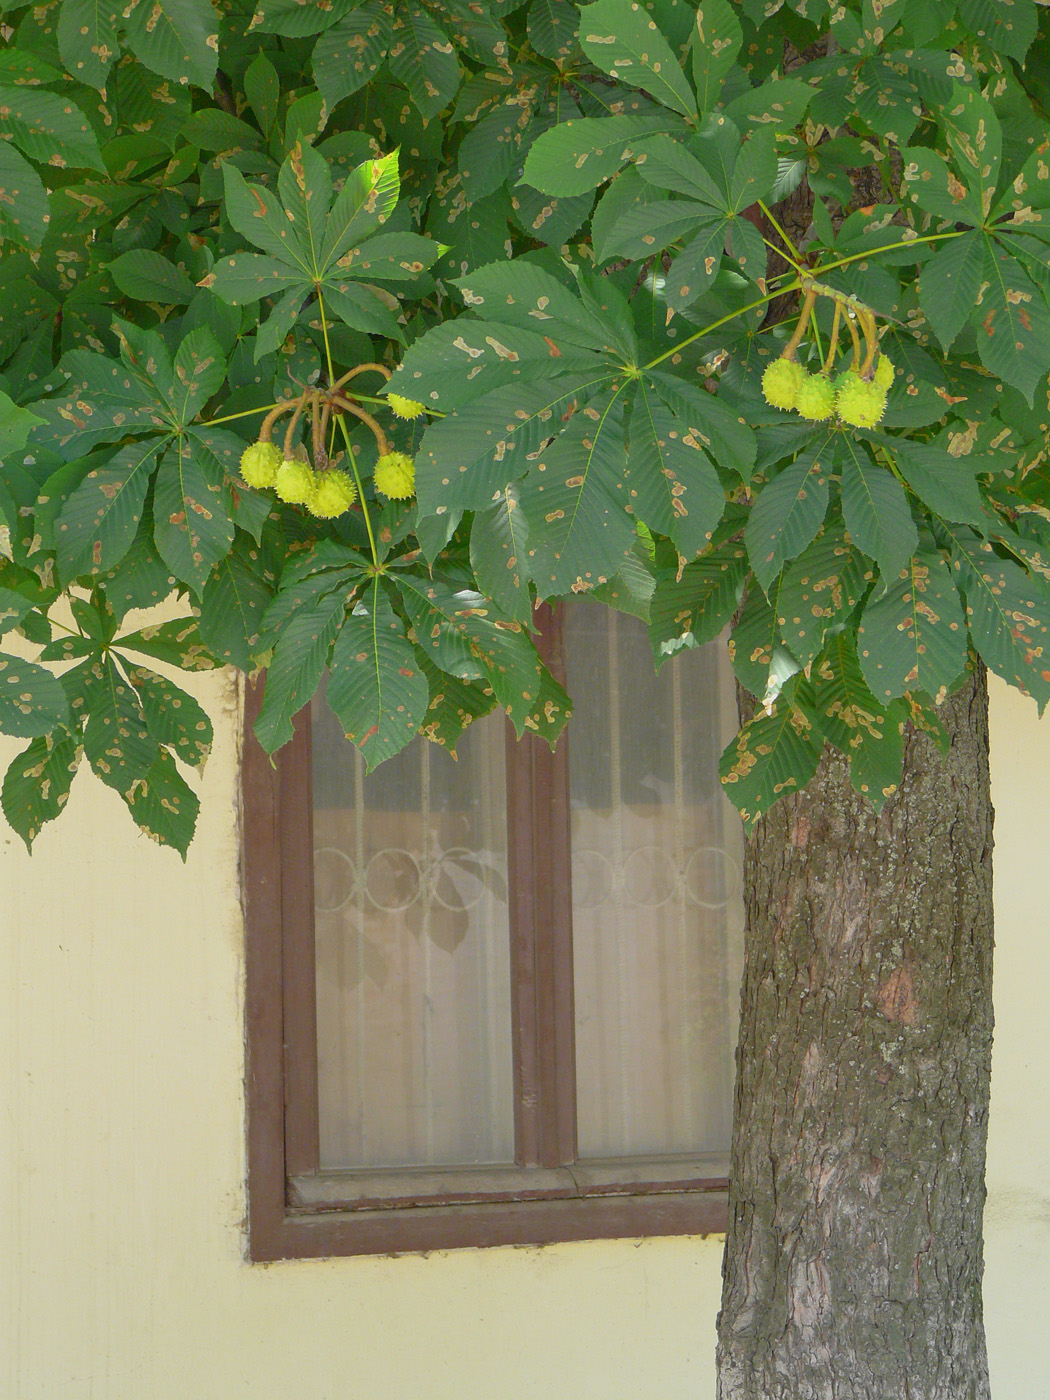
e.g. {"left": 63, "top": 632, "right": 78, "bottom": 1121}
{"left": 716, "top": 673, "right": 994, "bottom": 1400}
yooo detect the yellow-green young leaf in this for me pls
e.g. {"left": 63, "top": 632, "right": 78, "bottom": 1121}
{"left": 719, "top": 683, "right": 824, "bottom": 830}
{"left": 1, "top": 731, "right": 82, "bottom": 851}
{"left": 123, "top": 749, "right": 200, "bottom": 858}
{"left": 122, "top": 0, "right": 219, "bottom": 90}
{"left": 313, "top": 2, "right": 395, "bottom": 111}
{"left": 326, "top": 579, "right": 430, "bottom": 769}
{"left": 579, "top": 0, "right": 696, "bottom": 118}
{"left": 857, "top": 553, "right": 968, "bottom": 703}
{"left": 320, "top": 152, "right": 401, "bottom": 272}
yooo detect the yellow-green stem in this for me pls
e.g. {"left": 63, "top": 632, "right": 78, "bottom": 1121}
{"left": 757, "top": 200, "right": 803, "bottom": 269}
{"left": 335, "top": 412, "right": 378, "bottom": 563}
{"left": 822, "top": 300, "right": 843, "bottom": 375}
{"left": 202, "top": 401, "right": 286, "bottom": 428}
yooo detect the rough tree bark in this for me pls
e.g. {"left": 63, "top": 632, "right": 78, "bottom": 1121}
{"left": 716, "top": 672, "right": 994, "bottom": 1400}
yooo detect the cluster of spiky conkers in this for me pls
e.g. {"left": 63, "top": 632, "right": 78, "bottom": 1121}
{"left": 238, "top": 363, "right": 423, "bottom": 519}
{"left": 761, "top": 283, "right": 895, "bottom": 429}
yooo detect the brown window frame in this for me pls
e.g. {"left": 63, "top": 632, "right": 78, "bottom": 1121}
{"left": 243, "top": 606, "right": 730, "bottom": 1260}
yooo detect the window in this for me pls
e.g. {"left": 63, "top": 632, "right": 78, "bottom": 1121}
{"left": 244, "top": 602, "right": 744, "bottom": 1259}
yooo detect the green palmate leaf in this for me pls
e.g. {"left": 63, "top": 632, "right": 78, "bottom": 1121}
{"left": 123, "top": 748, "right": 200, "bottom": 858}
{"left": 528, "top": 0, "right": 580, "bottom": 61}
{"left": 455, "top": 261, "right": 619, "bottom": 354}
{"left": 108, "top": 249, "right": 197, "bottom": 304}
{"left": 812, "top": 633, "right": 905, "bottom": 806}
{"left": 719, "top": 682, "right": 824, "bottom": 830}
{"left": 55, "top": 438, "right": 162, "bottom": 579}
{"left": 336, "top": 231, "right": 442, "bottom": 285}
{"left": 278, "top": 142, "right": 334, "bottom": 268}
{"left": 522, "top": 115, "right": 683, "bottom": 197}
{"left": 722, "top": 75, "right": 813, "bottom": 134}
{"left": 597, "top": 197, "right": 712, "bottom": 261}
{"left": 313, "top": 1, "right": 394, "bottom": 110}
{"left": 886, "top": 437, "right": 986, "bottom": 527}
{"left": 973, "top": 236, "right": 1050, "bottom": 403}
{"left": 122, "top": 0, "right": 219, "bottom": 90}
{"left": 387, "top": 7, "right": 460, "bottom": 119}
{"left": 729, "top": 584, "right": 795, "bottom": 703}
{"left": 0, "top": 143, "right": 49, "bottom": 248}
{"left": 1, "top": 730, "right": 82, "bottom": 852}
{"left": 198, "top": 545, "right": 276, "bottom": 670}
{"left": 57, "top": 0, "right": 120, "bottom": 89}
{"left": 0, "top": 390, "right": 43, "bottom": 459}
{"left": 0, "top": 588, "right": 35, "bottom": 634}
{"left": 776, "top": 526, "right": 873, "bottom": 669}
{"left": 320, "top": 280, "right": 403, "bottom": 339}
{"left": 320, "top": 152, "right": 401, "bottom": 272}
{"left": 942, "top": 83, "right": 1002, "bottom": 220}
{"left": 470, "top": 487, "right": 533, "bottom": 622}
{"left": 170, "top": 329, "right": 226, "bottom": 426}
{"left": 745, "top": 438, "right": 832, "bottom": 591}
{"left": 627, "top": 384, "right": 725, "bottom": 557}
{"left": 82, "top": 655, "right": 158, "bottom": 790}
{"left": 34, "top": 352, "right": 168, "bottom": 458}
{"left": 0, "top": 84, "right": 105, "bottom": 171}
{"left": 691, "top": 0, "right": 742, "bottom": 113}
{"left": 254, "top": 591, "right": 348, "bottom": 752}
{"left": 417, "top": 654, "right": 498, "bottom": 750}
{"left": 519, "top": 388, "right": 636, "bottom": 595}
{"left": 956, "top": 0, "right": 1038, "bottom": 64}
{"left": 648, "top": 536, "right": 748, "bottom": 661}
{"left": 836, "top": 437, "right": 917, "bottom": 584}
{"left": 917, "top": 232, "right": 985, "bottom": 356}
{"left": 220, "top": 163, "right": 311, "bottom": 271}
{"left": 152, "top": 436, "right": 234, "bottom": 594}
{"left": 0, "top": 651, "right": 70, "bottom": 737}
{"left": 633, "top": 131, "right": 724, "bottom": 204}
{"left": 126, "top": 666, "right": 213, "bottom": 772}
{"left": 326, "top": 578, "right": 430, "bottom": 768}
{"left": 856, "top": 552, "right": 968, "bottom": 702}
{"left": 245, "top": 53, "right": 281, "bottom": 134}
{"left": 113, "top": 615, "right": 218, "bottom": 671}
{"left": 952, "top": 534, "right": 1050, "bottom": 707}
{"left": 395, "top": 572, "right": 571, "bottom": 740}
{"left": 458, "top": 104, "right": 530, "bottom": 202}
{"left": 250, "top": 0, "right": 359, "bottom": 35}
{"left": 645, "top": 371, "right": 756, "bottom": 480}
{"left": 98, "top": 504, "right": 176, "bottom": 621}
{"left": 415, "top": 374, "right": 612, "bottom": 512}
{"left": 900, "top": 147, "right": 983, "bottom": 226}
{"left": 391, "top": 317, "right": 604, "bottom": 412}
{"left": 578, "top": 0, "right": 696, "bottom": 119}
{"left": 204, "top": 253, "right": 308, "bottom": 306}
{"left": 662, "top": 217, "right": 730, "bottom": 308}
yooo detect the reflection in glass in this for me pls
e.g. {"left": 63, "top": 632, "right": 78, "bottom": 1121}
{"left": 565, "top": 603, "right": 745, "bottom": 1159}
{"left": 311, "top": 685, "right": 514, "bottom": 1170}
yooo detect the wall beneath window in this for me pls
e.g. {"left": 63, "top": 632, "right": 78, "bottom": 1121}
{"left": 0, "top": 669, "right": 1047, "bottom": 1400}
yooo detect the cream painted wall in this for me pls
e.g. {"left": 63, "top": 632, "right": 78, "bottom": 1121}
{"left": 0, "top": 668, "right": 1047, "bottom": 1400}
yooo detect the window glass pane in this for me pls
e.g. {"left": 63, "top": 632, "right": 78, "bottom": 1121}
{"left": 312, "top": 685, "right": 515, "bottom": 1170}
{"left": 566, "top": 603, "right": 745, "bottom": 1159}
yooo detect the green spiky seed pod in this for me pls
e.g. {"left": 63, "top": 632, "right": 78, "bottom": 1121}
{"left": 374, "top": 451, "right": 416, "bottom": 499}
{"left": 796, "top": 373, "right": 836, "bottom": 422}
{"left": 873, "top": 355, "right": 895, "bottom": 393}
{"left": 240, "top": 440, "right": 283, "bottom": 489}
{"left": 310, "top": 471, "right": 358, "bottom": 519}
{"left": 761, "top": 357, "right": 807, "bottom": 411}
{"left": 835, "top": 372, "right": 888, "bottom": 429}
{"left": 274, "top": 460, "right": 317, "bottom": 506}
{"left": 387, "top": 392, "right": 426, "bottom": 421}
